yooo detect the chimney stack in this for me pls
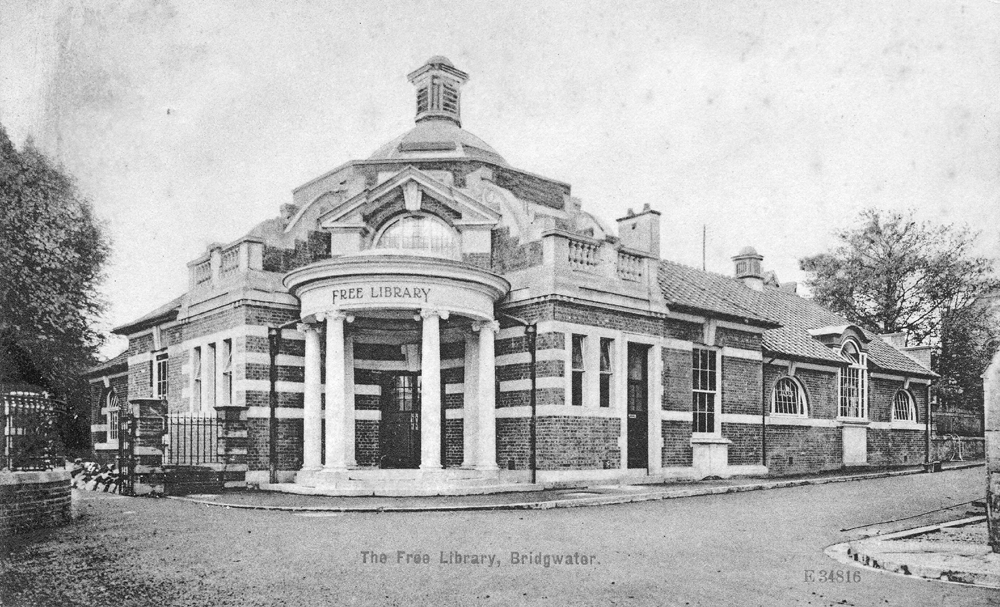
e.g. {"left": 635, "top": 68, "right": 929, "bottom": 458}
{"left": 733, "top": 246, "right": 764, "bottom": 291}
{"left": 616, "top": 204, "right": 661, "bottom": 258}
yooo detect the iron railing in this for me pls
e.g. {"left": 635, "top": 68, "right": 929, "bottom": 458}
{"left": 2, "top": 391, "right": 66, "bottom": 471}
{"left": 165, "top": 413, "right": 222, "bottom": 465}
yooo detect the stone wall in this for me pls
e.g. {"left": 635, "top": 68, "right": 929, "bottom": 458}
{"left": 0, "top": 470, "right": 73, "bottom": 536}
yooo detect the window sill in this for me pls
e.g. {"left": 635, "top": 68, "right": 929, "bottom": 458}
{"left": 690, "top": 435, "right": 732, "bottom": 445}
{"left": 837, "top": 417, "right": 870, "bottom": 426}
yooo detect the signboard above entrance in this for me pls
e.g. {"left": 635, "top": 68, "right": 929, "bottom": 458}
{"left": 332, "top": 285, "right": 431, "bottom": 304}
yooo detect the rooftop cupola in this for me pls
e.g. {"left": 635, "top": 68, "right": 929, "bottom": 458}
{"left": 733, "top": 246, "right": 764, "bottom": 291}
{"left": 407, "top": 56, "right": 469, "bottom": 127}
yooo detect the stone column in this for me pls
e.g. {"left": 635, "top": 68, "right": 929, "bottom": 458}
{"left": 299, "top": 323, "right": 322, "bottom": 471}
{"left": 344, "top": 335, "right": 357, "bottom": 468}
{"left": 984, "top": 349, "right": 1000, "bottom": 553}
{"left": 323, "top": 311, "right": 353, "bottom": 471}
{"left": 461, "top": 332, "right": 480, "bottom": 468}
{"left": 475, "top": 320, "right": 499, "bottom": 471}
{"left": 420, "top": 308, "right": 447, "bottom": 470}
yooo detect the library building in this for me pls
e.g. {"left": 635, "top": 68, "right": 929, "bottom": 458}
{"left": 87, "top": 57, "right": 936, "bottom": 495}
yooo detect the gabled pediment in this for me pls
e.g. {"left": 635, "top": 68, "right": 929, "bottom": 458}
{"left": 318, "top": 166, "right": 500, "bottom": 232}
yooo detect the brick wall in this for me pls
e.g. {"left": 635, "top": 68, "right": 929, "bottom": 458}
{"left": 721, "top": 357, "right": 761, "bottom": 415}
{"left": 763, "top": 365, "right": 839, "bottom": 420}
{"left": 493, "top": 166, "right": 570, "bottom": 210}
{"left": 661, "top": 421, "right": 693, "bottom": 466}
{"left": 869, "top": 377, "right": 925, "bottom": 424}
{"left": 764, "top": 426, "right": 842, "bottom": 475}
{"left": 553, "top": 302, "right": 664, "bottom": 337}
{"left": 445, "top": 419, "right": 463, "bottom": 468}
{"left": 722, "top": 423, "right": 762, "bottom": 466}
{"left": 496, "top": 416, "right": 620, "bottom": 470}
{"left": 715, "top": 328, "right": 761, "bottom": 350}
{"left": 662, "top": 347, "right": 691, "bottom": 411}
{"left": 356, "top": 420, "right": 379, "bottom": 467}
{"left": 497, "top": 388, "right": 564, "bottom": 408}
{"left": 497, "top": 418, "right": 530, "bottom": 469}
{"left": 867, "top": 428, "right": 924, "bottom": 466}
{"left": 246, "top": 418, "right": 303, "bottom": 471}
{"left": 0, "top": 471, "right": 73, "bottom": 536}
{"left": 664, "top": 319, "right": 702, "bottom": 342}
{"left": 491, "top": 227, "right": 543, "bottom": 274}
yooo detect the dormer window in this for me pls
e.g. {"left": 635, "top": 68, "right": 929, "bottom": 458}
{"left": 838, "top": 339, "right": 868, "bottom": 419}
{"left": 374, "top": 214, "right": 459, "bottom": 259}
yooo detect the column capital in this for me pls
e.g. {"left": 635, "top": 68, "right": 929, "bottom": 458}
{"left": 472, "top": 320, "right": 500, "bottom": 334}
{"left": 420, "top": 307, "right": 450, "bottom": 321}
{"left": 296, "top": 322, "right": 320, "bottom": 334}
{"left": 319, "top": 310, "right": 355, "bottom": 323}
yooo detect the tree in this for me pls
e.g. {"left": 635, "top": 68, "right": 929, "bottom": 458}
{"left": 801, "top": 209, "right": 1000, "bottom": 431}
{"left": 0, "top": 124, "right": 111, "bottom": 453}
{"left": 801, "top": 209, "right": 998, "bottom": 345}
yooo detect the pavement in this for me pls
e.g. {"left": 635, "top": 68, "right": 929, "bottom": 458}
{"left": 166, "top": 460, "right": 985, "bottom": 512}
{"left": 829, "top": 515, "right": 1000, "bottom": 590}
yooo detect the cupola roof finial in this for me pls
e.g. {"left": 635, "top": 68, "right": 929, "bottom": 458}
{"left": 407, "top": 56, "right": 469, "bottom": 127}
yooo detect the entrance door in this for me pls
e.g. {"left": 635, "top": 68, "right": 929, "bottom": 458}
{"left": 626, "top": 344, "right": 649, "bottom": 469}
{"left": 380, "top": 373, "right": 421, "bottom": 468}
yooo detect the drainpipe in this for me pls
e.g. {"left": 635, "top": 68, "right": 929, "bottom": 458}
{"left": 527, "top": 324, "right": 538, "bottom": 485}
{"left": 926, "top": 384, "right": 933, "bottom": 465}
{"left": 502, "top": 313, "right": 537, "bottom": 484}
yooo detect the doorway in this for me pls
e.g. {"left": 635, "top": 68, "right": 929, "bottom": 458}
{"left": 380, "top": 373, "right": 421, "bottom": 468}
{"left": 626, "top": 343, "right": 649, "bottom": 469}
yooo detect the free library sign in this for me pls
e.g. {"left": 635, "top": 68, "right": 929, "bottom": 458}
{"left": 331, "top": 285, "right": 431, "bottom": 304}
{"left": 284, "top": 255, "right": 510, "bottom": 321}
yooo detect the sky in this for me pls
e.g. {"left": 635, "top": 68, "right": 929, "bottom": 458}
{"left": 2, "top": 0, "right": 998, "bottom": 359}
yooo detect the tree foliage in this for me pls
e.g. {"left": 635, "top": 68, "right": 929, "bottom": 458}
{"left": 801, "top": 209, "right": 1000, "bottom": 423}
{"left": 0, "top": 124, "right": 111, "bottom": 450}
{"left": 800, "top": 209, "right": 998, "bottom": 345}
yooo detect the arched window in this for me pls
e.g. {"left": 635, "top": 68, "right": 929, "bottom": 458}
{"left": 839, "top": 339, "right": 868, "bottom": 419}
{"left": 892, "top": 390, "right": 916, "bottom": 422}
{"left": 374, "top": 214, "right": 459, "bottom": 258}
{"left": 771, "top": 377, "right": 807, "bottom": 416}
{"left": 106, "top": 390, "right": 121, "bottom": 442}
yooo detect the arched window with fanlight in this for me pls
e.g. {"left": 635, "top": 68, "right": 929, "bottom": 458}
{"left": 373, "top": 213, "right": 460, "bottom": 259}
{"left": 838, "top": 339, "right": 868, "bottom": 419}
{"left": 892, "top": 390, "right": 917, "bottom": 423}
{"left": 771, "top": 376, "right": 807, "bottom": 417}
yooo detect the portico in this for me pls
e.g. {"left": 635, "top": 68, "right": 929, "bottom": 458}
{"left": 284, "top": 252, "right": 509, "bottom": 490}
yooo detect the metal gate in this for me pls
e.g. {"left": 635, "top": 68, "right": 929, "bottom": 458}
{"left": 116, "top": 405, "right": 136, "bottom": 496}
{"left": 165, "top": 414, "right": 222, "bottom": 466}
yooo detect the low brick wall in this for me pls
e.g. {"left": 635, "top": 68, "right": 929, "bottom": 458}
{"left": 931, "top": 436, "right": 985, "bottom": 461}
{"left": 0, "top": 470, "right": 73, "bottom": 536}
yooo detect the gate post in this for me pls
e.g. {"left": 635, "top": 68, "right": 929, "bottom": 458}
{"left": 985, "top": 349, "right": 1000, "bottom": 553}
{"left": 217, "top": 405, "right": 248, "bottom": 489}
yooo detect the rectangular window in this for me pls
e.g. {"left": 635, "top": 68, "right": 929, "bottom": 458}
{"left": 192, "top": 347, "right": 202, "bottom": 412}
{"left": 155, "top": 352, "right": 169, "bottom": 398}
{"left": 839, "top": 365, "right": 867, "bottom": 418}
{"left": 108, "top": 409, "right": 119, "bottom": 441}
{"left": 571, "top": 334, "right": 586, "bottom": 407}
{"left": 599, "top": 338, "right": 613, "bottom": 408}
{"left": 221, "top": 339, "right": 233, "bottom": 406}
{"left": 206, "top": 342, "right": 217, "bottom": 409}
{"left": 692, "top": 348, "right": 718, "bottom": 434}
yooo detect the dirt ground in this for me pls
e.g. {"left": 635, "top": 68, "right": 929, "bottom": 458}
{"left": 1, "top": 468, "right": 995, "bottom": 607}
